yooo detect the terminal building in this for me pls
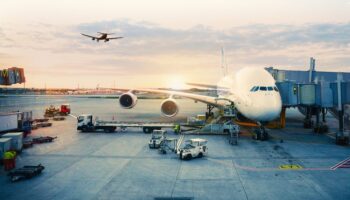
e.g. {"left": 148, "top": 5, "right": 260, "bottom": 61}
{"left": 266, "top": 58, "right": 350, "bottom": 145}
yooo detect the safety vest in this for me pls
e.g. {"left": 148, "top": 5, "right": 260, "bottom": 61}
{"left": 4, "top": 151, "right": 14, "bottom": 159}
{"left": 1, "top": 69, "right": 8, "bottom": 78}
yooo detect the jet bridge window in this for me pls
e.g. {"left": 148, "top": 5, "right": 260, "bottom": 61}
{"left": 259, "top": 86, "right": 267, "bottom": 91}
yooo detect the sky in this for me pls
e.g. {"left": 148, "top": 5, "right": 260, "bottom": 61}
{"left": 0, "top": 0, "right": 350, "bottom": 89}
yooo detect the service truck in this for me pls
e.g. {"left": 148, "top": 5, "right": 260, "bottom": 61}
{"left": 77, "top": 114, "right": 175, "bottom": 133}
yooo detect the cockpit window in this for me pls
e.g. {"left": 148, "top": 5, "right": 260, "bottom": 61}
{"left": 252, "top": 86, "right": 277, "bottom": 92}
{"left": 259, "top": 86, "right": 267, "bottom": 91}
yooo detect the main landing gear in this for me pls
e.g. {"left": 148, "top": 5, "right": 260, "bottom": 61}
{"left": 253, "top": 125, "right": 269, "bottom": 141}
{"left": 205, "top": 105, "right": 214, "bottom": 120}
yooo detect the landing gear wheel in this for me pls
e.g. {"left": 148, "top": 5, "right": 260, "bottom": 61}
{"left": 253, "top": 129, "right": 261, "bottom": 140}
{"left": 262, "top": 129, "right": 269, "bottom": 141}
{"left": 253, "top": 127, "right": 268, "bottom": 141}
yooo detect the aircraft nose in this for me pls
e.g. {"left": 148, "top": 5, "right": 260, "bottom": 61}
{"left": 256, "top": 94, "right": 282, "bottom": 122}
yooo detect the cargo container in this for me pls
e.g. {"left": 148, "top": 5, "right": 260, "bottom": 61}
{"left": 0, "top": 138, "right": 11, "bottom": 157}
{"left": 0, "top": 111, "right": 32, "bottom": 134}
{"left": 0, "top": 113, "right": 18, "bottom": 133}
{"left": 2, "top": 132, "right": 23, "bottom": 151}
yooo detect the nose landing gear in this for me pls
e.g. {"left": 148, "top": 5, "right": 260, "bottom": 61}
{"left": 253, "top": 125, "right": 269, "bottom": 141}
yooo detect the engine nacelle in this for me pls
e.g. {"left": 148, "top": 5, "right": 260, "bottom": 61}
{"left": 161, "top": 98, "right": 179, "bottom": 117}
{"left": 105, "top": 39, "right": 109, "bottom": 42}
{"left": 119, "top": 92, "right": 138, "bottom": 109}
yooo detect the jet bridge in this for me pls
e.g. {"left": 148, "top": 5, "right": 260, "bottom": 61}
{"left": 266, "top": 58, "right": 350, "bottom": 145}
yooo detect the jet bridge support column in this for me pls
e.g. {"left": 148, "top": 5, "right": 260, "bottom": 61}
{"left": 335, "top": 73, "right": 349, "bottom": 145}
{"left": 303, "top": 107, "right": 313, "bottom": 128}
{"left": 314, "top": 107, "right": 328, "bottom": 133}
{"left": 322, "top": 108, "right": 326, "bottom": 123}
{"left": 205, "top": 105, "right": 214, "bottom": 121}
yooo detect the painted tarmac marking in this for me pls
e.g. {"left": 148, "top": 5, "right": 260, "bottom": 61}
{"left": 207, "top": 158, "right": 330, "bottom": 171}
{"left": 330, "top": 156, "right": 350, "bottom": 170}
{"left": 279, "top": 164, "right": 303, "bottom": 170}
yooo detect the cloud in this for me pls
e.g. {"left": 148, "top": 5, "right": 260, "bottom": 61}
{"left": 1, "top": 20, "right": 350, "bottom": 87}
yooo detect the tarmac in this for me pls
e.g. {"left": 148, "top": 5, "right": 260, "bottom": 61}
{"left": 1, "top": 113, "right": 350, "bottom": 200}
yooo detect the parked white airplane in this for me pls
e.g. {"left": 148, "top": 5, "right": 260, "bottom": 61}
{"left": 118, "top": 67, "right": 282, "bottom": 140}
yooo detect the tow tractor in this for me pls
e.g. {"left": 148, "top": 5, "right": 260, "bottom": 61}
{"left": 77, "top": 114, "right": 175, "bottom": 133}
{"left": 178, "top": 138, "right": 208, "bottom": 160}
{"left": 44, "top": 104, "right": 71, "bottom": 117}
{"left": 60, "top": 104, "right": 71, "bottom": 115}
{"left": 148, "top": 130, "right": 166, "bottom": 148}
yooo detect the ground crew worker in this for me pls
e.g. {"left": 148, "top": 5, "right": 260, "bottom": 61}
{"left": 3, "top": 151, "right": 16, "bottom": 171}
{"left": 174, "top": 124, "right": 181, "bottom": 134}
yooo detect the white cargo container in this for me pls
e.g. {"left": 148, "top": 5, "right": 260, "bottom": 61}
{"left": 2, "top": 132, "right": 23, "bottom": 151}
{"left": 0, "top": 138, "right": 11, "bottom": 157}
{"left": 0, "top": 113, "right": 18, "bottom": 132}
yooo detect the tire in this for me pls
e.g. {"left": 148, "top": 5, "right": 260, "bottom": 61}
{"left": 143, "top": 127, "right": 152, "bottom": 134}
{"left": 262, "top": 130, "right": 269, "bottom": 141}
{"left": 198, "top": 153, "right": 203, "bottom": 158}
{"left": 109, "top": 128, "right": 115, "bottom": 133}
{"left": 82, "top": 126, "right": 87, "bottom": 132}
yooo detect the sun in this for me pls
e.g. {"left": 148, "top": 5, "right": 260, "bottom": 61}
{"left": 167, "top": 75, "right": 186, "bottom": 90}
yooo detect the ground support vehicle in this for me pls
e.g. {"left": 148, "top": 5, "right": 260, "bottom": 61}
{"left": 148, "top": 130, "right": 166, "bottom": 149}
{"left": 8, "top": 164, "right": 45, "bottom": 182}
{"left": 158, "top": 138, "right": 178, "bottom": 154}
{"left": 178, "top": 138, "right": 208, "bottom": 160}
{"left": 32, "top": 136, "right": 57, "bottom": 144}
{"left": 77, "top": 114, "right": 175, "bottom": 133}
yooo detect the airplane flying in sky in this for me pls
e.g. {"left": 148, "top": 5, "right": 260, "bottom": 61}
{"left": 118, "top": 67, "right": 282, "bottom": 140}
{"left": 81, "top": 32, "right": 123, "bottom": 42}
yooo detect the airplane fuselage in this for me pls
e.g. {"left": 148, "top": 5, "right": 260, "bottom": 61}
{"left": 217, "top": 68, "right": 282, "bottom": 123}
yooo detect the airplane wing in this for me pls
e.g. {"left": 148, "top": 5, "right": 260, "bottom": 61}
{"left": 133, "top": 88, "right": 234, "bottom": 107}
{"left": 186, "top": 82, "right": 230, "bottom": 91}
{"left": 108, "top": 37, "right": 123, "bottom": 40}
{"left": 81, "top": 33, "right": 97, "bottom": 39}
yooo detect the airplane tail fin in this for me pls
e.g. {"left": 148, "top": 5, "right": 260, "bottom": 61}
{"left": 221, "top": 47, "right": 228, "bottom": 77}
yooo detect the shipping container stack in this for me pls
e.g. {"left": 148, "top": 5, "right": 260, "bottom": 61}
{"left": 0, "top": 67, "right": 25, "bottom": 86}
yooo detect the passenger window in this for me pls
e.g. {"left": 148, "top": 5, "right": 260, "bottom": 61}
{"left": 260, "top": 87, "right": 267, "bottom": 91}
{"left": 268, "top": 87, "right": 273, "bottom": 91}
{"left": 274, "top": 86, "right": 279, "bottom": 92}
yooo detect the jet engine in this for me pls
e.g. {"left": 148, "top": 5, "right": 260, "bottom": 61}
{"left": 105, "top": 39, "right": 109, "bottom": 42}
{"left": 92, "top": 38, "right": 95, "bottom": 40}
{"left": 119, "top": 92, "right": 138, "bottom": 109}
{"left": 160, "top": 98, "right": 179, "bottom": 117}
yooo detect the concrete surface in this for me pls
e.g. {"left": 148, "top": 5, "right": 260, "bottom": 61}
{"left": 1, "top": 116, "right": 350, "bottom": 200}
